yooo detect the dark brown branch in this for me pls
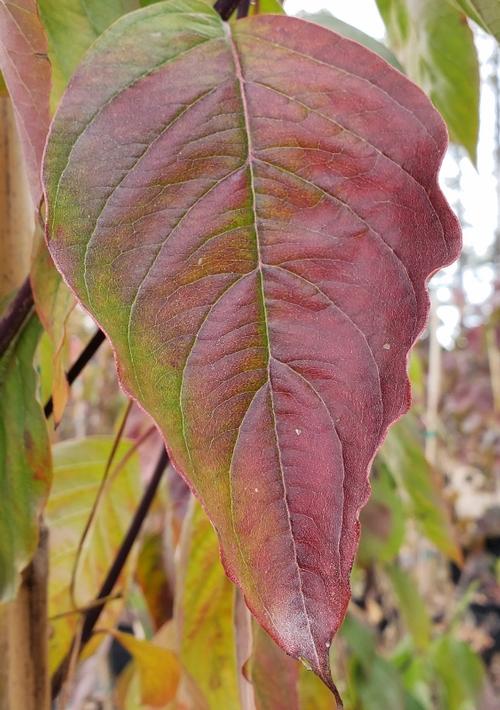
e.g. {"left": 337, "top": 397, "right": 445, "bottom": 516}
{"left": 0, "top": 277, "right": 34, "bottom": 358}
{"left": 237, "top": 0, "right": 251, "bottom": 18}
{"left": 44, "top": 329, "right": 106, "bottom": 418}
{"left": 51, "top": 447, "right": 170, "bottom": 700}
{"left": 214, "top": 0, "right": 242, "bottom": 20}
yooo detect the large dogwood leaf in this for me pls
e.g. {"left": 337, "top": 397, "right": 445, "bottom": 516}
{"left": 0, "top": 0, "right": 51, "bottom": 204}
{"left": 43, "top": 0, "right": 460, "bottom": 693}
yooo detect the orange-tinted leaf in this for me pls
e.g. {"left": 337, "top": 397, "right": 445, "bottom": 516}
{"left": 43, "top": 1, "right": 460, "bottom": 692}
{"left": 0, "top": 0, "right": 51, "bottom": 204}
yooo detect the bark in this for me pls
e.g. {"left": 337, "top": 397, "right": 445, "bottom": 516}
{"left": 0, "top": 527, "right": 50, "bottom": 710}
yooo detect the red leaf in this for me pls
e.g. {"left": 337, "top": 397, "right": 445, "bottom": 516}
{"left": 0, "top": 0, "right": 51, "bottom": 205}
{"left": 43, "top": 1, "right": 460, "bottom": 694}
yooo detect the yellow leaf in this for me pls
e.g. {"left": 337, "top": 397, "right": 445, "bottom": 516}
{"left": 111, "top": 630, "right": 181, "bottom": 707}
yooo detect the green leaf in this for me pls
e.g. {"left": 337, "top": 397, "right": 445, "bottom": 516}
{"left": 38, "top": 0, "right": 138, "bottom": 104}
{"left": 297, "top": 10, "right": 403, "bottom": 70}
{"left": 250, "top": 0, "right": 284, "bottom": 14}
{"left": 358, "top": 463, "right": 405, "bottom": 565}
{"left": 341, "top": 615, "right": 407, "bottom": 710}
{"left": 380, "top": 416, "right": 462, "bottom": 564}
{"left": 386, "top": 566, "right": 431, "bottom": 650}
{"left": 431, "top": 636, "right": 485, "bottom": 710}
{"left": 46, "top": 436, "right": 141, "bottom": 672}
{"left": 376, "top": 0, "right": 480, "bottom": 161}
{"left": 0, "top": 315, "right": 51, "bottom": 602}
{"left": 176, "top": 500, "right": 240, "bottom": 708}
{"left": 448, "top": 0, "right": 500, "bottom": 39}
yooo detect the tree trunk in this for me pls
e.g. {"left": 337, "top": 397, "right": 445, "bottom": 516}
{"left": 0, "top": 527, "right": 50, "bottom": 710}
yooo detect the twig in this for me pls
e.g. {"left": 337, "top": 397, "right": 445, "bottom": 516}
{"left": 0, "top": 277, "right": 34, "bottom": 358}
{"left": 44, "top": 329, "right": 106, "bottom": 418}
{"left": 214, "top": 0, "right": 242, "bottom": 20}
{"left": 51, "top": 446, "right": 170, "bottom": 700}
{"left": 237, "top": 0, "right": 251, "bottom": 18}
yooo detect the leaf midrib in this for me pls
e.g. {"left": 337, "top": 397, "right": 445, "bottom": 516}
{"left": 225, "top": 22, "right": 320, "bottom": 668}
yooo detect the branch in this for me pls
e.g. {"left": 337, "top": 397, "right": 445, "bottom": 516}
{"left": 44, "top": 329, "right": 106, "bottom": 418}
{"left": 51, "top": 446, "right": 170, "bottom": 700}
{"left": 237, "top": 0, "right": 251, "bottom": 18}
{"left": 0, "top": 277, "right": 34, "bottom": 358}
{"left": 214, "top": 0, "right": 242, "bottom": 20}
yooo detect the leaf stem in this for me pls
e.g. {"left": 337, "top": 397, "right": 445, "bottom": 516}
{"left": 51, "top": 446, "right": 170, "bottom": 700}
{"left": 0, "top": 277, "right": 34, "bottom": 358}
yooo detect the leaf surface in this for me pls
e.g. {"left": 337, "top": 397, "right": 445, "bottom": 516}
{"left": 376, "top": 0, "right": 479, "bottom": 161}
{"left": 0, "top": 315, "right": 51, "bottom": 601}
{"left": 43, "top": 0, "right": 460, "bottom": 691}
{"left": 0, "top": 0, "right": 51, "bottom": 204}
{"left": 297, "top": 10, "right": 402, "bottom": 70}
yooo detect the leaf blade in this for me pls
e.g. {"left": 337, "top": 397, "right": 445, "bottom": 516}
{"left": 0, "top": 315, "right": 51, "bottom": 601}
{"left": 43, "top": 1, "right": 461, "bottom": 691}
